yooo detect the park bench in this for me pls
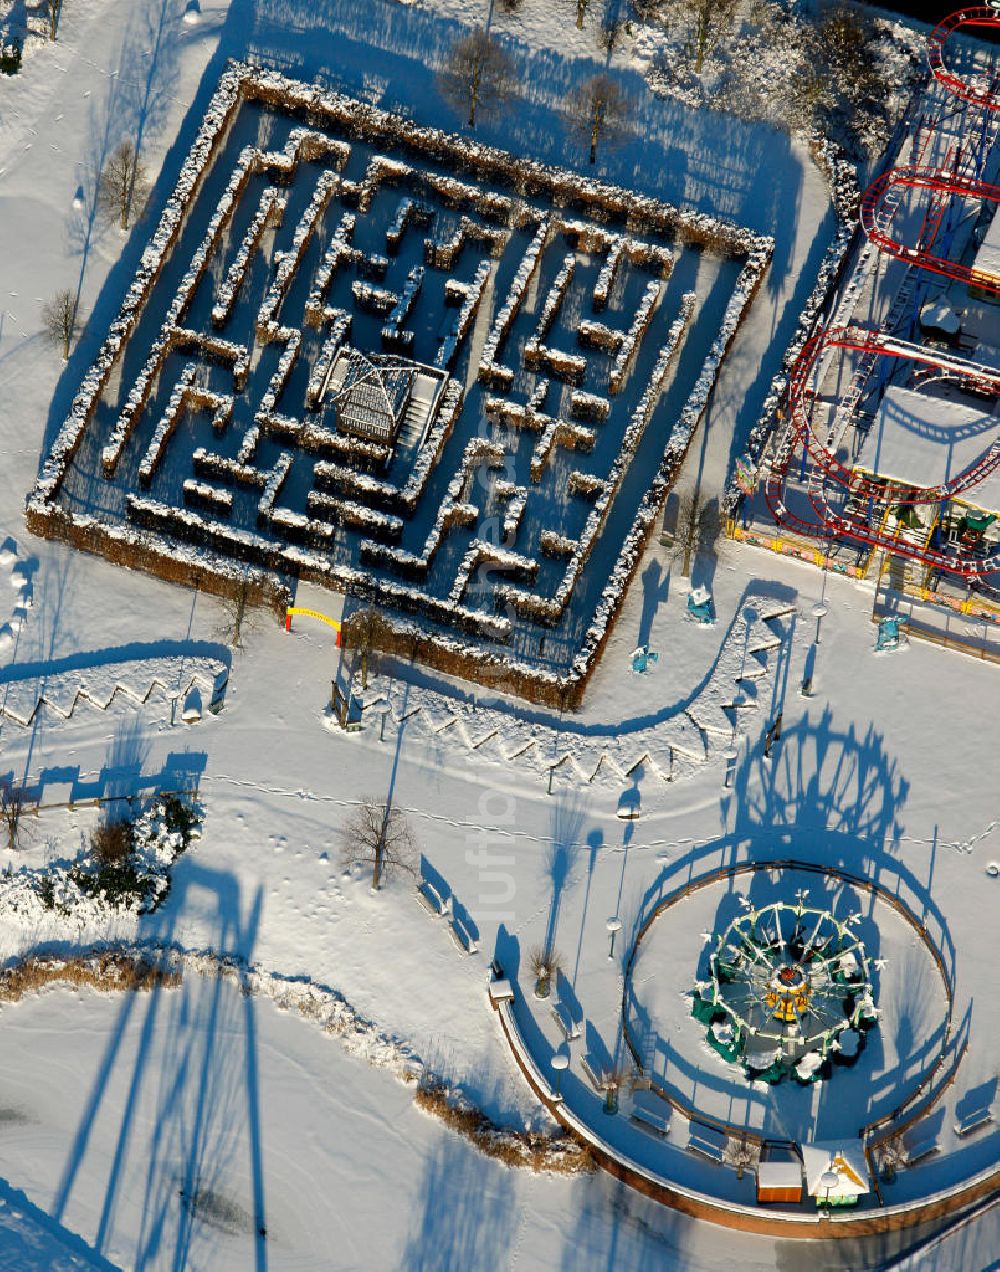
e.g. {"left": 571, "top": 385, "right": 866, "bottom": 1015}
{"left": 902, "top": 1123, "right": 939, "bottom": 1165}
{"left": 955, "top": 1105, "right": 993, "bottom": 1138}
{"left": 631, "top": 1090, "right": 670, "bottom": 1137}
{"left": 449, "top": 914, "right": 478, "bottom": 955}
{"left": 580, "top": 1054, "right": 607, "bottom": 1091}
{"left": 416, "top": 878, "right": 449, "bottom": 918}
{"left": 686, "top": 1121, "right": 727, "bottom": 1164}
{"left": 551, "top": 1000, "right": 581, "bottom": 1042}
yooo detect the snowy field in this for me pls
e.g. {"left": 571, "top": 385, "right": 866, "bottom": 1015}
{"left": 0, "top": 973, "right": 859, "bottom": 1271}
{"left": 0, "top": 0, "right": 998, "bottom": 1269}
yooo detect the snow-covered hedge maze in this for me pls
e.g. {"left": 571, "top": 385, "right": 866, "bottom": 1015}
{"left": 28, "top": 63, "right": 771, "bottom": 707}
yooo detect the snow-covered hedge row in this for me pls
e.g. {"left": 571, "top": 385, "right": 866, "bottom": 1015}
{"left": 396, "top": 380, "right": 464, "bottom": 511}
{"left": 567, "top": 471, "right": 608, "bottom": 501}
{"left": 570, "top": 390, "right": 610, "bottom": 422}
{"left": 192, "top": 447, "right": 268, "bottom": 488}
{"left": 183, "top": 479, "right": 234, "bottom": 514}
{"left": 530, "top": 418, "right": 595, "bottom": 483}
{"left": 609, "top": 280, "right": 661, "bottom": 394}
{"left": 104, "top": 131, "right": 311, "bottom": 476}
{"left": 382, "top": 265, "right": 424, "bottom": 347}
{"left": 577, "top": 320, "right": 625, "bottom": 352}
{"left": 256, "top": 326, "right": 300, "bottom": 422}
{"left": 138, "top": 372, "right": 234, "bottom": 489}
{"left": 267, "top": 507, "right": 335, "bottom": 547}
{"left": 448, "top": 540, "right": 538, "bottom": 606}
{"left": 500, "top": 485, "right": 527, "bottom": 539}
{"left": 424, "top": 214, "right": 507, "bottom": 270}
{"left": 173, "top": 327, "right": 250, "bottom": 389}
{"left": 385, "top": 196, "right": 432, "bottom": 255}
{"left": 305, "top": 310, "right": 351, "bottom": 409}
{"left": 571, "top": 266, "right": 764, "bottom": 683}
{"left": 306, "top": 491, "right": 404, "bottom": 541}
{"left": 436, "top": 261, "right": 490, "bottom": 371}
{"left": 138, "top": 363, "right": 198, "bottom": 485}
{"left": 305, "top": 211, "right": 358, "bottom": 326}
{"left": 29, "top": 67, "right": 247, "bottom": 496}
{"left": 485, "top": 396, "right": 544, "bottom": 434}
{"left": 593, "top": 236, "right": 626, "bottom": 310}
{"left": 351, "top": 279, "right": 398, "bottom": 313}
{"left": 480, "top": 217, "right": 550, "bottom": 389}
{"left": 362, "top": 438, "right": 505, "bottom": 578}
{"left": 339, "top": 153, "right": 412, "bottom": 212}
{"left": 522, "top": 342, "right": 587, "bottom": 385}
{"left": 0, "top": 943, "right": 587, "bottom": 1175}
{"left": 257, "top": 452, "right": 294, "bottom": 523}
{"left": 539, "top": 529, "right": 578, "bottom": 558}
{"left": 314, "top": 460, "right": 397, "bottom": 507}
{"left": 536, "top": 253, "right": 576, "bottom": 340}
{"left": 212, "top": 185, "right": 287, "bottom": 327}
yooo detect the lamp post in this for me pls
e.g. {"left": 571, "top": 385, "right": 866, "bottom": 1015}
{"left": 812, "top": 600, "right": 829, "bottom": 646}
{"left": 819, "top": 1168, "right": 839, "bottom": 1209}
{"left": 550, "top": 1052, "right": 569, "bottom": 1100}
{"left": 606, "top": 916, "right": 623, "bottom": 960}
{"left": 723, "top": 744, "right": 738, "bottom": 789}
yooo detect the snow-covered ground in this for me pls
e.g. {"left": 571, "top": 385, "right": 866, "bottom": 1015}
{"left": 0, "top": 1, "right": 998, "bottom": 1269}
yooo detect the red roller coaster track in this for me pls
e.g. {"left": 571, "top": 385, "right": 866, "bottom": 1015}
{"left": 764, "top": 326, "right": 1000, "bottom": 577}
{"left": 860, "top": 165, "right": 1000, "bottom": 295}
{"left": 928, "top": 7, "right": 1000, "bottom": 110}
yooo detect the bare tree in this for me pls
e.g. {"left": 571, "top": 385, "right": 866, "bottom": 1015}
{"left": 670, "top": 492, "right": 724, "bottom": 578}
{"left": 599, "top": 1062, "right": 630, "bottom": 1113}
{"left": 217, "top": 573, "right": 259, "bottom": 650}
{"left": 599, "top": 3, "right": 630, "bottom": 56}
{"left": 45, "top": 0, "right": 61, "bottom": 41}
{"left": 341, "top": 797, "right": 416, "bottom": 890}
{"left": 98, "top": 140, "right": 150, "bottom": 232}
{"left": 802, "top": 3, "right": 885, "bottom": 154}
{"left": 630, "top": 0, "right": 665, "bottom": 18}
{"left": 567, "top": 74, "right": 629, "bottom": 164}
{"left": 342, "top": 606, "right": 390, "bottom": 689}
{"left": 877, "top": 1133, "right": 906, "bottom": 1185}
{"left": 529, "top": 944, "right": 563, "bottom": 999}
{"left": 438, "top": 26, "right": 514, "bottom": 128}
{"left": 661, "top": 0, "right": 739, "bottom": 73}
{"left": 725, "top": 1136, "right": 760, "bottom": 1181}
{"left": 41, "top": 289, "right": 81, "bottom": 360}
{"left": 0, "top": 782, "right": 31, "bottom": 853}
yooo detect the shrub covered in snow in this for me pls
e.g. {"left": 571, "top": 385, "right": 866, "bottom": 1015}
{"left": 13, "top": 796, "right": 204, "bottom": 922}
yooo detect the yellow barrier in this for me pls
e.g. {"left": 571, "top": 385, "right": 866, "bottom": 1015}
{"left": 285, "top": 607, "right": 342, "bottom": 643}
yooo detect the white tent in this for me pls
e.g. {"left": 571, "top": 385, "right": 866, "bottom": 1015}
{"left": 801, "top": 1141, "right": 869, "bottom": 1206}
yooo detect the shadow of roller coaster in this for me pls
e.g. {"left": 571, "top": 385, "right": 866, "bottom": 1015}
{"left": 765, "top": 324, "right": 1000, "bottom": 577}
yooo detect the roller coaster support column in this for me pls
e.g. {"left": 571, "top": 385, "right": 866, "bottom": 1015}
{"left": 977, "top": 104, "right": 992, "bottom": 177}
